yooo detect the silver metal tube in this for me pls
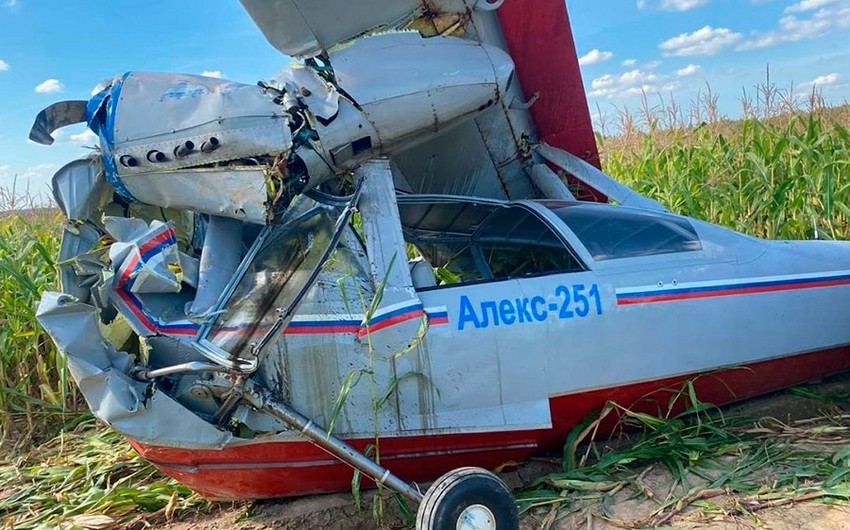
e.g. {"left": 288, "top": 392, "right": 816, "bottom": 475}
{"left": 530, "top": 163, "right": 575, "bottom": 201}
{"left": 136, "top": 362, "right": 227, "bottom": 380}
{"left": 245, "top": 387, "right": 424, "bottom": 504}
{"left": 535, "top": 142, "right": 668, "bottom": 212}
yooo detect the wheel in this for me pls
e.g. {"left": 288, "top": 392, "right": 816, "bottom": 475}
{"left": 416, "top": 467, "right": 518, "bottom": 530}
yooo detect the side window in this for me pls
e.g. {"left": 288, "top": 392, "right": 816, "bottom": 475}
{"left": 401, "top": 203, "right": 584, "bottom": 289}
{"left": 474, "top": 208, "right": 583, "bottom": 280}
{"left": 414, "top": 240, "right": 485, "bottom": 284}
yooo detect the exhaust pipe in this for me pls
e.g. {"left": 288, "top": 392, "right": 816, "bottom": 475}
{"left": 200, "top": 137, "right": 220, "bottom": 154}
{"left": 173, "top": 141, "right": 195, "bottom": 158}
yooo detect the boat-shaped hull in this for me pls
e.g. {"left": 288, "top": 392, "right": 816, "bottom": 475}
{"left": 132, "top": 344, "right": 850, "bottom": 499}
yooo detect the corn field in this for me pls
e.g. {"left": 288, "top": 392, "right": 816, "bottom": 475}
{"left": 0, "top": 206, "right": 74, "bottom": 444}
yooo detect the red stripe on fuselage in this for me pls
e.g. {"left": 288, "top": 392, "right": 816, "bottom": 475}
{"left": 357, "top": 309, "right": 423, "bottom": 338}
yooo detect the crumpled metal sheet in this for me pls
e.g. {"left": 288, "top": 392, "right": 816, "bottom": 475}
{"left": 119, "top": 167, "right": 272, "bottom": 225}
{"left": 36, "top": 293, "right": 234, "bottom": 448}
{"left": 105, "top": 217, "right": 182, "bottom": 294}
{"left": 51, "top": 158, "right": 113, "bottom": 221}
{"left": 107, "top": 72, "right": 291, "bottom": 173}
{"left": 28, "top": 100, "right": 87, "bottom": 145}
{"left": 85, "top": 71, "right": 292, "bottom": 211}
{"left": 269, "top": 64, "right": 340, "bottom": 120}
{"left": 104, "top": 217, "right": 200, "bottom": 338}
{"left": 58, "top": 222, "right": 105, "bottom": 304}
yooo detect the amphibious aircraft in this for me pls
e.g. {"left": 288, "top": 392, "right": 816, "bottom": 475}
{"left": 31, "top": 1, "right": 850, "bottom": 529}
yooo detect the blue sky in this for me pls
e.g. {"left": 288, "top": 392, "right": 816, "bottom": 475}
{"left": 1, "top": 0, "right": 848, "bottom": 200}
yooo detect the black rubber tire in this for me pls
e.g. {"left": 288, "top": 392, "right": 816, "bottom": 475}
{"left": 416, "top": 467, "right": 518, "bottom": 530}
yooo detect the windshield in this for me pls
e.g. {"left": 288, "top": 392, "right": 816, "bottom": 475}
{"left": 194, "top": 189, "right": 359, "bottom": 371}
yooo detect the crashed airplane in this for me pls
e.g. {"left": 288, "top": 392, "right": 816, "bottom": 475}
{"left": 30, "top": 1, "right": 850, "bottom": 529}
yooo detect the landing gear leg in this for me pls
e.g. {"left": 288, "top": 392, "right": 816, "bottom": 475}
{"left": 243, "top": 385, "right": 518, "bottom": 529}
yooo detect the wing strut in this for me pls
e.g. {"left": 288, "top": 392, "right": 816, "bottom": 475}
{"left": 535, "top": 143, "right": 667, "bottom": 212}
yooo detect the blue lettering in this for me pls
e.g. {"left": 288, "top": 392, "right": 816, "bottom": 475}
{"left": 515, "top": 298, "right": 532, "bottom": 323}
{"left": 573, "top": 284, "right": 590, "bottom": 317}
{"left": 480, "top": 301, "right": 499, "bottom": 327}
{"left": 499, "top": 299, "right": 516, "bottom": 325}
{"left": 531, "top": 296, "right": 548, "bottom": 321}
{"left": 589, "top": 284, "right": 603, "bottom": 315}
{"left": 457, "top": 296, "right": 482, "bottom": 330}
{"left": 554, "top": 285, "right": 574, "bottom": 319}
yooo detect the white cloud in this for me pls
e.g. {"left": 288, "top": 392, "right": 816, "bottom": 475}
{"left": 785, "top": 0, "right": 841, "bottom": 13}
{"left": 660, "top": 26, "right": 743, "bottom": 56}
{"left": 34, "top": 79, "right": 64, "bottom": 94}
{"left": 0, "top": 59, "right": 9, "bottom": 71}
{"left": 800, "top": 72, "right": 841, "bottom": 88}
{"left": 622, "top": 58, "right": 637, "bottom": 66}
{"left": 677, "top": 63, "right": 702, "bottom": 76}
{"left": 578, "top": 49, "right": 614, "bottom": 66}
{"left": 70, "top": 130, "right": 98, "bottom": 144}
{"left": 739, "top": 3, "right": 850, "bottom": 49}
{"left": 589, "top": 68, "right": 659, "bottom": 98}
{"left": 638, "top": 0, "right": 711, "bottom": 11}
{"left": 200, "top": 70, "right": 225, "bottom": 79}
{"left": 3, "top": 0, "right": 18, "bottom": 8}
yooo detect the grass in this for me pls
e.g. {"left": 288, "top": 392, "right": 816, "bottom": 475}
{"left": 598, "top": 96, "right": 850, "bottom": 241}
{"left": 0, "top": 417, "right": 206, "bottom": 530}
{"left": 517, "top": 383, "right": 850, "bottom": 528}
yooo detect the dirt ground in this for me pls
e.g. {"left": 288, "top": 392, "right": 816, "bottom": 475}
{"left": 157, "top": 375, "right": 850, "bottom": 530}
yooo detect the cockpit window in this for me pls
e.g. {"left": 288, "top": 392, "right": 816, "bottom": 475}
{"left": 549, "top": 204, "right": 702, "bottom": 260}
{"left": 474, "top": 208, "right": 583, "bottom": 278}
{"left": 399, "top": 199, "right": 584, "bottom": 287}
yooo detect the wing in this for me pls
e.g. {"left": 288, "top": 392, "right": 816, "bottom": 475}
{"left": 240, "top": 0, "right": 421, "bottom": 58}
{"left": 242, "top": 0, "right": 609, "bottom": 202}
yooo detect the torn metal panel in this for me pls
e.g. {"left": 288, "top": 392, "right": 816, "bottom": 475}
{"left": 119, "top": 167, "right": 271, "bottom": 224}
{"left": 28, "top": 100, "right": 87, "bottom": 145}
{"left": 102, "top": 218, "right": 200, "bottom": 338}
{"left": 105, "top": 218, "right": 183, "bottom": 294}
{"left": 58, "top": 222, "right": 105, "bottom": 304}
{"left": 36, "top": 294, "right": 237, "bottom": 448}
{"left": 268, "top": 64, "right": 340, "bottom": 121}
{"left": 107, "top": 72, "right": 291, "bottom": 172}
{"left": 188, "top": 216, "right": 244, "bottom": 317}
{"left": 86, "top": 72, "right": 292, "bottom": 211}
{"left": 51, "top": 158, "right": 113, "bottom": 221}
